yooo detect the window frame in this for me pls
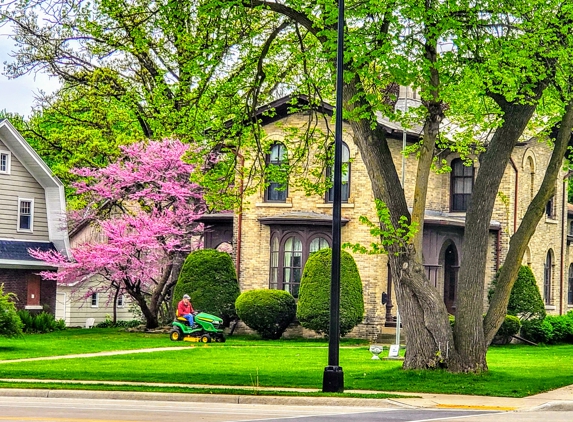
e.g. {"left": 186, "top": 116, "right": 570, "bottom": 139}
{"left": 450, "top": 158, "right": 474, "bottom": 212}
{"left": 268, "top": 227, "right": 332, "bottom": 298}
{"left": 91, "top": 293, "right": 99, "bottom": 308}
{"left": 17, "top": 198, "right": 34, "bottom": 232}
{"left": 568, "top": 264, "right": 573, "bottom": 306}
{"left": 265, "top": 142, "right": 288, "bottom": 202}
{"left": 544, "top": 251, "right": 553, "bottom": 305}
{"left": 0, "top": 150, "right": 11, "bottom": 174}
{"left": 117, "top": 294, "right": 125, "bottom": 308}
{"left": 326, "top": 142, "right": 351, "bottom": 203}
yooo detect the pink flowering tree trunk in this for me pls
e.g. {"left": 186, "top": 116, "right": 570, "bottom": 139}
{"left": 31, "top": 139, "right": 206, "bottom": 329}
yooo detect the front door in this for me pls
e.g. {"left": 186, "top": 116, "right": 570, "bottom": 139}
{"left": 27, "top": 274, "right": 41, "bottom": 306}
{"left": 443, "top": 244, "right": 458, "bottom": 314}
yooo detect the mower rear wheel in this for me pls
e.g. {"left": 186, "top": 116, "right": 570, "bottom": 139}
{"left": 200, "top": 334, "right": 211, "bottom": 343}
{"left": 170, "top": 328, "right": 183, "bottom": 341}
{"left": 216, "top": 335, "right": 226, "bottom": 343}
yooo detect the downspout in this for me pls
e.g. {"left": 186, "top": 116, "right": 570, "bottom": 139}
{"left": 560, "top": 176, "right": 567, "bottom": 315}
{"left": 496, "top": 227, "right": 501, "bottom": 272}
{"left": 235, "top": 154, "right": 244, "bottom": 280}
{"left": 509, "top": 158, "right": 518, "bottom": 234}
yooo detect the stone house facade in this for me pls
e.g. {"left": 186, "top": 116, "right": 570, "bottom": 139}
{"left": 203, "top": 94, "right": 571, "bottom": 340}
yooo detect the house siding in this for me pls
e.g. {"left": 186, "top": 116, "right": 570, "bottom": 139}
{"left": 0, "top": 138, "right": 50, "bottom": 241}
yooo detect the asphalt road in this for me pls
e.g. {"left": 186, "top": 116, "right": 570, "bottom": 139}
{"left": 0, "top": 396, "right": 571, "bottom": 422}
{"left": 0, "top": 396, "right": 497, "bottom": 422}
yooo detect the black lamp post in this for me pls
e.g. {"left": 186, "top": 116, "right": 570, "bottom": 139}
{"left": 322, "top": 0, "right": 345, "bottom": 393}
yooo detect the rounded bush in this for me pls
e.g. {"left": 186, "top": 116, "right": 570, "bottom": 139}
{"left": 297, "top": 248, "right": 364, "bottom": 337}
{"left": 521, "top": 318, "right": 554, "bottom": 344}
{"left": 235, "top": 289, "right": 296, "bottom": 339}
{"left": 173, "top": 249, "right": 240, "bottom": 327}
{"left": 492, "top": 315, "right": 521, "bottom": 345}
{"left": 544, "top": 315, "right": 573, "bottom": 343}
{"left": 489, "top": 265, "right": 546, "bottom": 321}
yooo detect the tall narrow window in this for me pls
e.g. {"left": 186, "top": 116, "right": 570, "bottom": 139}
{"left": 546, "top": 195, "right": 556, "bottom": 219}
{"left": 265, "top": 143, "right": 288, "bottom": 202}
{"left": 117, "top": 294, "right": 125, "bottom": 308}
{"left": 18, "top": 199, "right": 33, "bottom": 231}
{"left": 327, "top": 142, "right": 351, "bottom": 202}
{"left": 0, "top": 151, "right": 10, "bottom": 174}
{"left": 91, "top": 293, "right": 99, "bottom": 308}
{"left": 283, "top": 236, "right": 303, "bottom": 298}
{"left": 270, "top": 236, "right": 280, "bottom": 290}
{"left": 544, "top": 251, "right": 553, "bottom": 305}
{"left": 450, "top": 159, "right": 474, "bottom": 212}
{"left": 568, "top": 264, "right": 573, "bottom": 305}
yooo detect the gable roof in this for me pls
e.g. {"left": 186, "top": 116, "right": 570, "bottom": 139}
{"left": 0, "top": 119, "right": 70, "bottom": 257}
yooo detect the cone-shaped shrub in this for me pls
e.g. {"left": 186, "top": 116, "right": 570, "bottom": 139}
{"left": 235, "top": 289, "right": 296, "bottom": 339}
{"left": 297, "top": 248, "right": 364, "bottom": 337}
{"left": 173, "top": 249, "right": 240, "bottom": 327}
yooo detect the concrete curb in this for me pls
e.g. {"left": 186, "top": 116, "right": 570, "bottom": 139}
{"left": 0, "top": 388, "right": 410, "bottom": 408}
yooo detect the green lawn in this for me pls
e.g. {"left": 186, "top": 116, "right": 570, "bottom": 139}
{"left": 1, "top": 328, "right": 572, "bottom": 398}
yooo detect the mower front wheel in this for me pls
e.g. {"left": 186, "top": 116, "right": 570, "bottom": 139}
{"left": 200, "top": 334, "right": 211, "bottom": 343}
{"left": 170, "top": 328, "right": 183, "bottom": 341}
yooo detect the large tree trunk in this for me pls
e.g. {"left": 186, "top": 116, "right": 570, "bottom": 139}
{"left": 484, "top": 99, "right": 573, "bottom": 344}
{"left": 344, "top": 79, "right": 460, "bottom": 369}
{"left": 454, "top": 92, "right": 545, "bottom": 370}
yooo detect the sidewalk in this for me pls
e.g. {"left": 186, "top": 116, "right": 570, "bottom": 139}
{"left": 1, "top": 347, "right": 572, "bottom": 412}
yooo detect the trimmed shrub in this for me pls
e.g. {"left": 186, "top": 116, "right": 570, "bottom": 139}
{"left": 544, "top": 315, "right": 573, "bottom": 343}
{"left": 173, "top": 249, "right": 240, "bottom": 327}
{"left": 0, "top": 285, "right": 23, "bottom": 338}
{"left": 489, "top": 265, "right": 546, "bottom": 321}
{"left": 521, "top": 318, "right": 554, "bottom": 344}
{"left": 235, "top": 289, "right": 296, "bottom": 339}
{"left": 492, "top": 315, "right": 521, "bottom": 345}
{"left": 297, "top": 249, "right": 364, "bottom": 337}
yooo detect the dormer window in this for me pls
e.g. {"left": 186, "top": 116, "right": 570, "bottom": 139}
{"left": 0, "top": 151, "right": 10, "bottom": 174}
{"left": 450, "top": 158, "right": 474, "bottom": 212}
{"left": 17, "top": 198, "right": 34, "bottom": 232}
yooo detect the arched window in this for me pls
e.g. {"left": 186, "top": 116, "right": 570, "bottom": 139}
{"left": 268, "top": 229, "right": 331, "bottom": 298}
{"left": 327, "top": 142, "right": 350, "bottom": 202}
{"left": 450, "top": 158, "right": 474, "bottom": 212}
{"left": 265, "top": 143, "right": 288, "bottom": 202}
{"left": 568, "top": 264, "right": 573, "bottom": 305}
{"left": 544, "top": 251, "right": 553, "bottom": 305}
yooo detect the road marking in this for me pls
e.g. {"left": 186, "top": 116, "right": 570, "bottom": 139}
{"left": 436, "top": 404, "right": 517, "bottom": 411}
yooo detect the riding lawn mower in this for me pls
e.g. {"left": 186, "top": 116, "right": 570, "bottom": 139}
{"left": 169, "top": 311, "right": 226, "bottom": 343}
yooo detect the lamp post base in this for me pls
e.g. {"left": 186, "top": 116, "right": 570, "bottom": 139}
{"left": 322, "top": 365, "right": 344, "bottom": 392}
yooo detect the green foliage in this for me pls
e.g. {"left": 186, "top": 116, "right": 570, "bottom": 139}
{"left": 16, "top": 310, "right": 65, "bottom": 334}
{"left": 521, "top": 318, "right": 554, "bottom": 344}
{"left": 95, "top": 315, "right": 142, "bottom": 329}
{"left": 492, "top": 315, "right": 521, "bottom": 345}
{"left": 297, "top": 249, "right": 364, "bottom": 337}
{"left": 489, "top": 266, "right": 546, "bottom": 321}
{"left": 344, "top": 200, "right": 418, "bottom": 255}
{"left": 0, "top": 285, "right": 23, "bottom": 338}
{"left": 173, "top": 249, "right": 240, "bottom": 327}
{"left": 235, "top": 289, "right": 296, "bottom": 340}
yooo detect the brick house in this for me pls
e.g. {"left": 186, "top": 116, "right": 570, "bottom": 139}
{"left": 203, "top": 93, "right": 571, "bottom": 340}
{"left": 0, "top": 119, "right": 70, "bottom": 315}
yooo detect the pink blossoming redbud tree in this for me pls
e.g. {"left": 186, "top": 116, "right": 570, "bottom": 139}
{"left": 31, "top": 139, "right": 207, "bottom": 329}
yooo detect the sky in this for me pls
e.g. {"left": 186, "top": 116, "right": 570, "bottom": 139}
{"left": 0, "top": 30, "right": 60, "bottom": 118}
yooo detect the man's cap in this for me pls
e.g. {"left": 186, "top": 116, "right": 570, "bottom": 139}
{"left": 183, "top": 294, "right": 190, "bottom": 299}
